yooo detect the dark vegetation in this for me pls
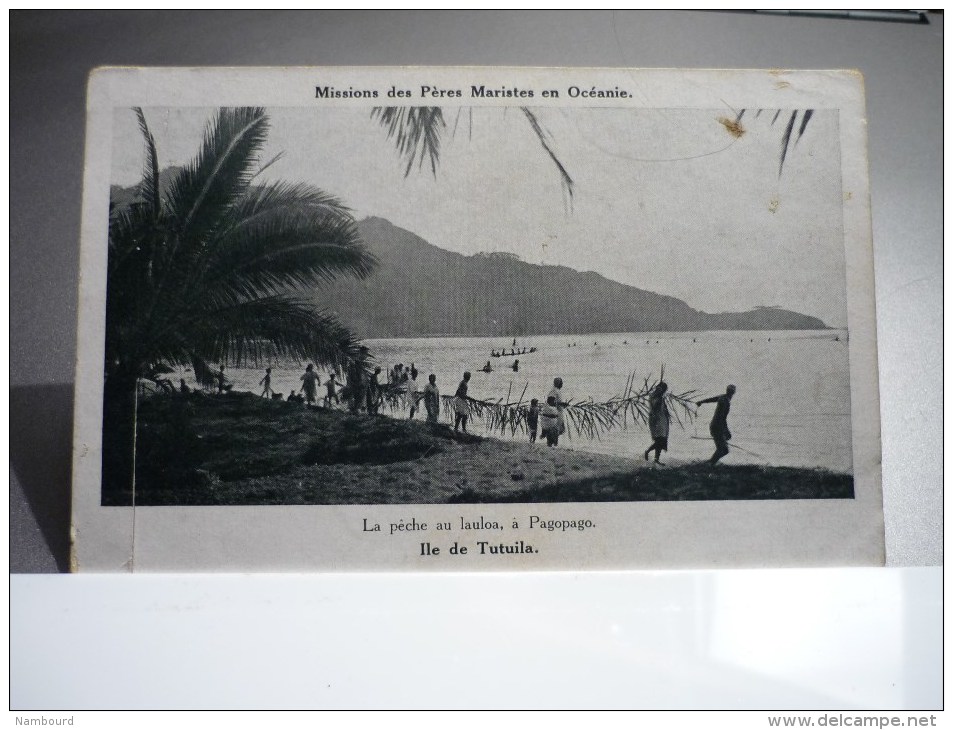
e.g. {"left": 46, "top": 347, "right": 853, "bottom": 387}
{"left": 102, "top": 107, "right": 374, "bottom": 504}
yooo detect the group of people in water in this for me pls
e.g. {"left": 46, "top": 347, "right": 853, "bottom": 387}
{"left": 491, "top": 339, "right": 536, "bottom": 359}
{"left": 480, "top": 359, "right": 519, "bottom": 373}
{"left": 491, "top": 347, "right": 535, "bottom": 357}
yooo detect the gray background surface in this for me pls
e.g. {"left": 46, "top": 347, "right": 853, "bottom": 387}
{"left": 10, "top": 10, "right": 942, "bottom": 571}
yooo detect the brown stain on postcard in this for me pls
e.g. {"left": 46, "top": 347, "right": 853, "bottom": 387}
{"left": 716, "top": 116, "right": 745, "bottom": 138}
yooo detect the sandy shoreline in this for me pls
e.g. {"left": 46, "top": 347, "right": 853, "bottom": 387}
{"left": 233, "top": 434, "right": 648, "bottom": 504}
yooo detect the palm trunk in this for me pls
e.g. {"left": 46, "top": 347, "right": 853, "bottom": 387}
{"left": 101, "top": 372, "right": 139, "bottom": 506}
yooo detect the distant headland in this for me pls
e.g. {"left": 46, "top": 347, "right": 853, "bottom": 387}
{"left": 109, "top": 175, "right": 830, "bottom": 338}
{"left": 312, "top": 216, "right": 830, "bottom": 338}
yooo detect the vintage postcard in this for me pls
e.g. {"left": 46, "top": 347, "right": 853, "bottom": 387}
{"left": 71, "top": 67, "right": 883, "bottom": 570}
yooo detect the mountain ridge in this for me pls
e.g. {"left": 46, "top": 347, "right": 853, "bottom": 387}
{"left": 311, "top": 216, "right": 828, "bottom": 338}
{"left": 108, "top": 176, "right": 829, "bottom": 337}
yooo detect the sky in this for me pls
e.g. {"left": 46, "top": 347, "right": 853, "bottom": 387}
{"left": 111, "top": 104, "right": 847, "bottom": 327}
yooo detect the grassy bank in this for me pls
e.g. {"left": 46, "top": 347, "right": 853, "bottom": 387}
{"left": 120, "top": 391, "right": 853, "bottom": 506}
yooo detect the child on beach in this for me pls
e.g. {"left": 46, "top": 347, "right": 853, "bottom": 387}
{"left": 324, "top": 373, "right": 339, "bottom": 407}
{"left": 259, "top": 368, "right": 272, "bottom": 398}
{"left": 540, "top": 396, "right": 560, "bottom": 447}
{"left": 527, "top": 399, "right": 540, "bottom": 444}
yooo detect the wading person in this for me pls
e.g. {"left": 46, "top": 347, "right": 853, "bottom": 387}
{"left": 423, "top": 374, "right": 440, "bottom": 423}
{"left": 644, "top": 382, "right": 670, "bottom": 464}
{"left": 697, "top": 384, "right": 736, "bottom": 464}
{"left": 259, "top": 367, "right": 273, "bottom": 398}
{"left": 454, "top": 372, "right": 472, "bottom": 432}
{"left": 300, "top": 364, "right": 320, "bottom": 406}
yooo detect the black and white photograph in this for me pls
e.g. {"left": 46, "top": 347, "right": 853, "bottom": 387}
{"left": 71, "top": 67, "right": 883, "bottom": 570}
{"left": 14, "top": 11, "right": 941, "bottom": 714}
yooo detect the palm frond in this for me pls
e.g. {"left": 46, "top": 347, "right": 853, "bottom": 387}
{"left": 249, "top": 151, "right": 285, "bottom": 182}
{"left": 180, "top": 186, "right": 376, "bottom": 306}
{"left": 133, "top": 108, "right": 161, "bottom": 220}
{"left": 107, "top": 198, "right": 154, "bottom": 265}
{"left": 166, "top": 107, "right": 270, "bottom": 242}
{"left": 520, "top": 107, "right": 575, "bottom": 202}
{"left": 166, "top": 296, "right": 362, "bottom": 371}
{"left": 373, "top": 105, "right": 575, "bottom": 202}
{"left": 795, "top": 108, "right": 814, "bottom": 145}
{"left": 228, "top": 180, "right": 353, "bottom": 224}
{"left": 371, "top": 106, "right": 445, "bottom": 177}
{"left": 778, "top": 110, "right": 798, "bottom": 176}
{"left": 426, "top": 371, "right": 695, "bottom": 441}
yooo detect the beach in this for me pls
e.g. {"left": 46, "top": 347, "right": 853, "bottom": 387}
{"left": 126, "top": 391, "right": 853, "bottom": 506}
{"left": 192, "top": 329, "right": 853, "bottom": 473}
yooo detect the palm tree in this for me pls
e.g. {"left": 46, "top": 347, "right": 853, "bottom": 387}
{"left": 103, "top": 106, "right": 375, "bottom": 502}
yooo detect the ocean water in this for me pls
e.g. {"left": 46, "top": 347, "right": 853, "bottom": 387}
{"left": 196, "top": 329, "right": 853, "bottom": 473}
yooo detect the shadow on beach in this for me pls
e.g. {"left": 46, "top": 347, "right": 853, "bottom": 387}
{"left": 449, "top": 462, "right": 854, "bottom": 503}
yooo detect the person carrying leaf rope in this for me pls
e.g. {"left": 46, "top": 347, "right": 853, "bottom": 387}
{"left": 697, "top": 384, "right": 736, "bottom": 464}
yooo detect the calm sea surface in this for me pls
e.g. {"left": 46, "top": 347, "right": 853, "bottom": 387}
{"left": 201, "top": 329, "right": 852, "bottom": 473}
